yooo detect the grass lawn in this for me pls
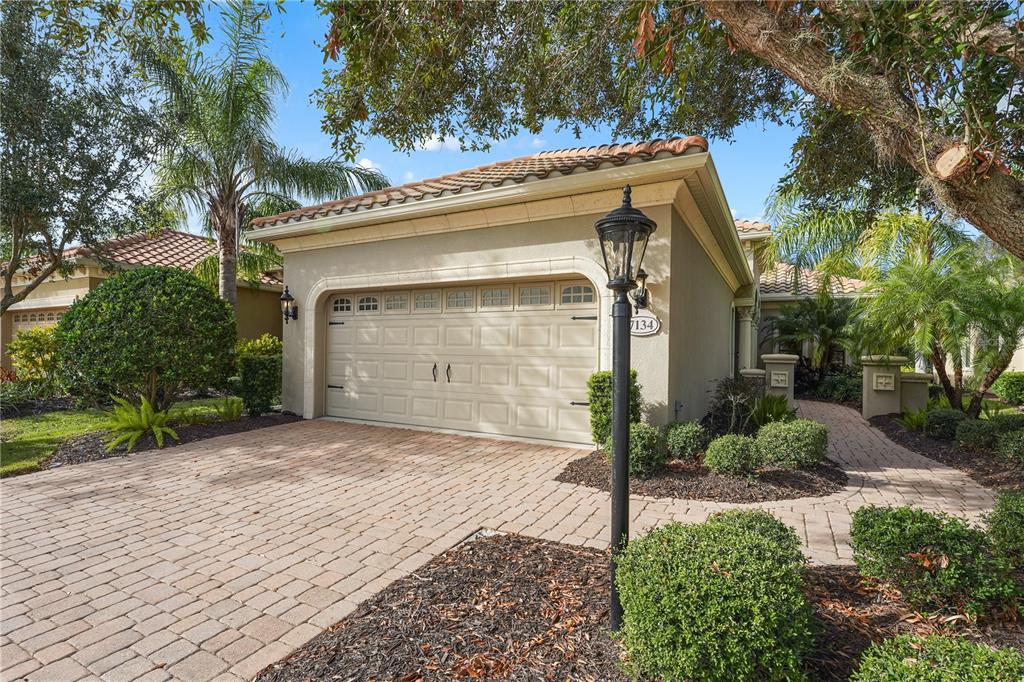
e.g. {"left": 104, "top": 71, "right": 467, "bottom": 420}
{"left": 0, "top": 398, "right": 226, "bottom": 478}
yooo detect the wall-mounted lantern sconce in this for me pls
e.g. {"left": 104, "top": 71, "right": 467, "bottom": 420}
{"left": 280, "top": 286, "right": 298, "bottom": 324}
{"left": 630, "top": 268, "right": 650, "bottom": 312}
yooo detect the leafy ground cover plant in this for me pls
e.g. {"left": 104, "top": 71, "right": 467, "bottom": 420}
{"left": 995, "top": 430, "right": 1024, "bottom": 466}
{"left": 895, "top": 408, "right": 928, "bottom": 431}
{"left": 851, "top": 634, "right": 1024, "bottom": 682}
{"left": 955, "top": 419, "right": 998, "bottom": 451}
{"left": 665, "top": 421, "right": 707, "bottom": 461}
{"left": 586, "top": 370, "right": 642, "bottom": 446}
{"left": 986, "top": 491, "right": 1023, "bottom": 568}
{"left": 813, "top": 366, "right": 862, "bottom": 404}
{"left": 214, "top": 397, "right": 244, "bottom": 422}
{"left": 923, "top": 409, "right": 968, "bottom": 441}
{"left": 756, "top": 419, "right": 828, "bottom": 468}
{"left": 991, "top": 372, "right": 1024, "bottom": 406}
{"left": 750, "top": 394, "right": 796, "bottom": 428}
{"left": 603, "top": 422, "right": 666, "bottom": 476}
{"left": 704, "top": 434, "right": 759, "bottom": 476}
{"left": 103, "top": 396, "right": 179, "bottom": 452}
{"left": 616, "top": 512, "right": 812, "bottom": 682}
{"left": 989, "top": 412, "right": 1024, "bottom": 434}
{"left": 850, "top": 506, "right": 1018, "bottom": 617}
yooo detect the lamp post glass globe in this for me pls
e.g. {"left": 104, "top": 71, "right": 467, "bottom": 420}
{"left": 280, "top": 286, "right": 297, "bottom": 324}
{"left": 595, "top": 185, "right": 656, "bottom": 632}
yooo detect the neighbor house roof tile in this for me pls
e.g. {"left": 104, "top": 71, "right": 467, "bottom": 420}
{"left": 734, "top": 219, "right": 772, "bottom": 235}
{"left": 760, "top": 261, "right": 866, "bottom": 298}
{"left": 252, "top": 136, "right": 709, "bottom": 228}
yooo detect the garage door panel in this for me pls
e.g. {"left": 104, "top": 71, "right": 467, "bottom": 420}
{"left": 516, "top": 366, "right": 552, "bottom": 389}
{"left": 382, "top": 360, "right": 410, "bottom": 382}
{"left": 383, "top": 327, "right": 409, "bottom": 347}
{"left": 478, "top": 364, "right": 511, "bottom": 387}
{"left": 413, "top": 326, "right": 441, "bottom": 347}
{"left": 445, "top": 326, "right": 475, "bottom": 348}
{"left": 443, "top": 399, "right": 474, "bottom": 424}
{"left": 515, "top": 404, "right": 551, "bottom": 430}
{"left": 356, "top": 327, "right": 380, "bottom": 346}
{"left": 412, "top": 396, "right": 440, "bottom": 419}
{"left": 411, "top": 361, "right": 439, "bottom": 384}
{"left": 516, "top": 325, "right": 551, "bottom": 347}
{"left": 559, "top": 324, "right": 597, "bottom": 348}
{"left": 480, "top": 326, "right": 512, "bottom": 349}
{"left": 381, "top": 394, "right": 409, "bottom": 417}
{"left": 557, "top": 366, "right": 592, "bottom": 390}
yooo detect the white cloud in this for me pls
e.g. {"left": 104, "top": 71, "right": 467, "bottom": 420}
{"left": 402, "top": 171, "right": 416, "bottom": 182}
{"left": 731, "top": 208, "right": 739, "bottom": 218}
{"left": 357, "top": 158, "right": 380, "bottom": 170}
{"left": 530, "top": 137, "right": 546, "bottom": 148}
{"left": 417, "top": 135, "right": 461, "bottom": 152}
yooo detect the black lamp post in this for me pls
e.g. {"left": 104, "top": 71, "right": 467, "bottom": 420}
{"left": 280, "top": 286, "right": 298, "bottom": 324}
{"left": 594, "top": 185, "right": 656, "bottom": 631}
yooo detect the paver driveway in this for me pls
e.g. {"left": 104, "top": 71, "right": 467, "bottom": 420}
{"left": 1, "top": 400, "right": 996, "bottom": 681}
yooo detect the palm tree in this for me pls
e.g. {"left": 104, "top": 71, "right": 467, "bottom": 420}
{"left": 771, "top": 293, "right": 856, "bottom": 380}
{"left": 145, "top": 1, "right": 388, "bottom": 306}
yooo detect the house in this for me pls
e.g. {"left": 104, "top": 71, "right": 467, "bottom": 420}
{"left": 248, "top": 137, "right": 763, "bottom": 445}
{"left": 734, "top": 219, "right": 867, "bottom": 366}
{"left": 1, "top": 230, "right": 283, "bottom": 370}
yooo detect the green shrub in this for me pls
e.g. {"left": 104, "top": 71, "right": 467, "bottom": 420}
{"left": 756, "top": 419, "right": 829, "bottom": 468}
{"left": 924, "top": 408, "right": 968, "bottom": 440}
{"left": 0, "top": 379, "right": 54, "bottom": 411}
{"left": 995, "top": 430, "right": 1024, "bottom": 466}
{"left": 955, "top": 419, "right": 998, "bottom": 451}
{"left": 235, "top": 333, "right": 283, "bottom": 356}
{"left": 586, "top": 369, "right": 642, "bottom": 445}
{"left": 616, "top": 513, "right": 812, "bottom": 682}
{"left": 56, "top": 267, "right": 235, "bottom": 410}
{"left": 603, "top": 422, "right": 666, "bottom": 476}
{"left": 666, "top": 421, "right": 708, "bottom": 461}
{"left": 236, "top": 353, "right": 282, "bottom": 416}
{"left": 213, "top": 396, "right": 244, "bottom": 422}
{"left": 992, "top": 372, "right": 1024, "bottom": 405}
{"left": 7, "top": 327, "right": 60, "bottom": 384}
{"left": 896, "top": 408, "right": 928, "bottom": 431}
{"left": 852, "top": 635, "right": 1024, "bottom": 682}
{"left": 850, "top": 506, "right": 1018, "bottom": 616}
{"left": 814, "top": 368, "right": 862, "bottom": 404}
{"left": 987, "top": 491, "right": 1023, "bottom": 567}
{"left": 103, "top": 396, "right": 179, "bottom": 452}
{"left": 750, "top": 393, "right": 796, "bottom": 428}
{"left": 989, "top": 412, "right": 1024, "bottom": 433}
{"left": 704, "top": 434, "right": 759, "bottom": 476}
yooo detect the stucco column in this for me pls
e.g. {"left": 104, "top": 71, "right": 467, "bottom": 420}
{"left": 861, "top": 355, "right": 909, "bottom": 419}
{"left": 900, "top": 372, "right": 932, "bottom": 414}
{"left": 736, "top": 305, "right": 754, "bottom": 370}
{"left": 762, "top": 353, "right": 798, "bottom": 403}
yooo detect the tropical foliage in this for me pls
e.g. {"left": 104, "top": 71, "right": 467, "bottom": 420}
{"left": 768, "top": 294, "right": 856, "bottom": 378}
{"left": 143, "top": 1, "right": 388, "bottom": 306}
{"left": 103, "top": 395, "right": 179, "bottom": 452}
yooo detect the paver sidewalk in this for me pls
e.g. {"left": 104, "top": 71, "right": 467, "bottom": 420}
{"left": 1, "top": 400, "right": 995, "bottom": 680}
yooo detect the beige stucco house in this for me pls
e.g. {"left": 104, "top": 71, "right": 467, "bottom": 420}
{"left": 1, "top": 230, "right": 283, "bottom": 370}
{"left": 249, "top": 137, "right": 771, "bottom": 445}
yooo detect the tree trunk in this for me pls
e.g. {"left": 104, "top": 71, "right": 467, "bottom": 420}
{"left": 701, "top": 1, "right": 1024, "bottom": 260}
{"left": 930, "top": 345, "right": 959, "bottom": 409}
{"left": 218, "top": 213, "right": 238, "bottom": 308}
{"left": 965, "top": 354, "right": 1013, "bottom": 418}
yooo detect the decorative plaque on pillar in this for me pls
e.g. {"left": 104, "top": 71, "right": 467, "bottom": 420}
{"left": 770, "top": 371, "right": 789, "bottom": 388}
{"left": 873, "top": 373, "right": 896, "bottom": 391}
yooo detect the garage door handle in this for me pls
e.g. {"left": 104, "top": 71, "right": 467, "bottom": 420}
{"left": 432, "top": 363, "right": 438, "bottom": 382}
{"left": 446, "top": 363, "right": 452, "bottom": 383}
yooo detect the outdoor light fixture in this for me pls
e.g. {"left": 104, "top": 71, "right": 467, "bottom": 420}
{"left": 595, "top": 185, "right": 656, "bottom": 631}
{"left": 280, "top": 286, "right": 298, "bottom": 324}
{"left": 630, "top": 268, "right": 650, "bottom": 311}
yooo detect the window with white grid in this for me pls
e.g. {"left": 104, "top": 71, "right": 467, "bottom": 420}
{"left": 480, "top": 287, "right": 511, "bottom": 308}
{"left": 333, "top": 297, "right": 352, "bottom": 313}
{"left": 414, "top": 292, "right": 441, "bottom": 311}
{"left": 518, "top": 286, "right": 551, "bottom": 307}
{"left": 384, "top": 293, "right": 409, "bottom": 312}
{"left": 560, "top": 284, "right": 595, "bottom": 305}
{"left": 357, "top": 296, "right": 379, "bottom": 312}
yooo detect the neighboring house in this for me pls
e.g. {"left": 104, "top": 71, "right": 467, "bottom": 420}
{"left": 1, "top": 229, "right": 283, "bottom": 370}
{"left": 249, "top": 137, "right": 759, "bottom": 445}
{"left": 734, "top": 219, "right": 867, "bottom": 367}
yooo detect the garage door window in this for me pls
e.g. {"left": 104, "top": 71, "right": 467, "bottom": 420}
{"left": 332, "top": 297, "right": 352, "bottom": 313}
{"left": 480, "top": 287, "right": 512, "bottom": 309}
{"left": 446, "top": 289, "right": 475, "bottom": 312}
{"left": 518, "top": 285, "right": 551, "bottom": 308}
{"left": 560, "top": 283, "right": 595, "bottom": 305}
{"left": 357, "top": 295, "right": 379, "bottom": 313}
{"left": 384, "top": 293, "right": 409, "bottom": 313}
{"left": 414, "top": 291, "right": 441, "bottom": 312}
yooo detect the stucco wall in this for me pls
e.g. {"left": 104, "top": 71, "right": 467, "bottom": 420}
{"left": 667, "top": 210, "right": 736, "bottom": 421}
{"left": 236, "top": 286, "right": 283, "bottom": 340}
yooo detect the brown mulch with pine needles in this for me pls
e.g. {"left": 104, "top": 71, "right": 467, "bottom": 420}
{"left": 256, "top": 533, "right": 1022, "bottom": 682}
{"left": 555, "top": 449, "right": 848, "bottom": 502}
{"left": 870, "top": 414, "right": 1023, "bottom": 491}
{"left": 43, "top": 412, "right": 301, "bottom": 470}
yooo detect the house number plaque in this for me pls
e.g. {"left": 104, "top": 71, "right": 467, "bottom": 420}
{"left": 630, "top": 313, "right": 661, "bottom": 337}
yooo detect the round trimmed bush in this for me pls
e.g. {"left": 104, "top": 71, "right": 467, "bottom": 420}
{"left": 924, "top": 408, "right": 968, "bottom": 440}
{"left": 708, "top": 510, "right": 805, "bottom": 565}
{"left": 987, "top": 490, "right": 1023, "bottom": 567}
{"left": 616, "top": 512, "right": 812, "bottom": 682}
{"left": 603, "top": 422, "right": 666, "bottom": 476}
{"left": 704, "top": 434, "right": 759, "bottom": 476}
{"left": 991, "top": 372, "right": 1024, "bottom": 405}
{"left": 989, "top": 412, "right": 1024, "bottom": 433}
{"left": 756, "top": 418, "right": 829, "bottom": 468}
{"left": 235, "top": 333, "right": 282, "bottom": 357}
{"left": 852, "top": 635, "right": 1024, "bottom": 682}
{"left": 666, "top": 421, "right": 708, "bottom": 460}
{"left": 995, "top": 429, "right": 1024, "bottom": 466}
{"left": 56, "top": 267, "right": 235, "bottom": 410}
{"left": 850, "top": 506, "right": 1018, "bottom": 616}
{"left": 955, "top": 419, "right": 998, "bottom": 451}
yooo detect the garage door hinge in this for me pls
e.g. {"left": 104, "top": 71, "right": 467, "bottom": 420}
{"left": 329, "top": 321, "right": 345, "bottom": 325}
{"left": 327, "top": 384, "right": 344, "bottom": 390}
{"left": 569, "top": 400, "right": 590, "bottom": 406}
{"left": 570, "top": 315, "right": 598, "bottom": 321}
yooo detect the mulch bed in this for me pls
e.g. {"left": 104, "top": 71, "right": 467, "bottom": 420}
{"left": 870, "top": 414, "right": 1023, "bottom": 491}
{"left": 42, "top": 412, "right": 301, "bottom": 470}
{"left": 257, "top": 533, "right": 1023, "bottom": 682}
{"left": 555, "top": 449, "right": 849, "bottom": 502}
{"left": 0, "top": 395, "right": 78, "bottom": 418}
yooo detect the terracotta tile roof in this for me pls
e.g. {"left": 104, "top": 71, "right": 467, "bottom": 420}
{"left": 69, "top": 230, "right": 280, "bottom": 286}
{"left": 252, "top": 137, "right": 709, "bottom": 228}
{"left": 760, "top": 261, "right": 866, "bottom": 297}
{"left": 735, "top": 219, "right": 771, "bottom": 235}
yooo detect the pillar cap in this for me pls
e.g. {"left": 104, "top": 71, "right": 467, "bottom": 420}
{"left": 900, "top": 372, "right": 933, "bottom": 383}
{"left": 761, "top": 354, "right": 799, "bottom": 364}
{"left": 739, "top": 368, "right": 766, "bottom": 377}
{"left": 860, "top": 355, "right": 909, "bottom": 366}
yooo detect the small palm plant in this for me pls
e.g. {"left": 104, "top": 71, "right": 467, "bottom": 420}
{"left": 104, "top": 396, "right": 180, "bottom": 452}
{"left": 214, "top": 397, "right": 244, "bottom": 422}
{"left": 750, "top": 394, "right": 796, "bottom": 428}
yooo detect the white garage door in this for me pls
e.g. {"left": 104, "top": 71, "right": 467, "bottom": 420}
{"left": 325, "top": 280, "right": 599, "bottom": 443}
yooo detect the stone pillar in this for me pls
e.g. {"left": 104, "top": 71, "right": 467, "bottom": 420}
{"left": 737, "top": 306, "right": 754, "bottom": 370}
{"left": 900, "top": 372, "right": 931, "bottom": 414}
{"left": 762, "top": 354, "right": 798, "bottom": 403}
{"left": 739, "top": 368, "right": 765, "bottom": 397}
{"left": 861, "top": 355, "right": 908, "bottom": 419}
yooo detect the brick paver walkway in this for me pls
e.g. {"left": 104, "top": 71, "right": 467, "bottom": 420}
{"left": 1, "top": 400, "right": 995, "bottom": 681}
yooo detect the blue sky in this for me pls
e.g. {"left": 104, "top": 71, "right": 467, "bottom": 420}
{"left": 260, "top": 3, "right": 799, "bottom": 224}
